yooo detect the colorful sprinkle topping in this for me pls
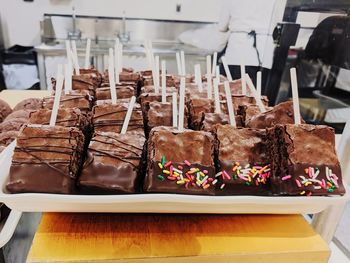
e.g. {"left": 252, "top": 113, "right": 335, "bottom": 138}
{"left": 294, "top": 166, "right": 338, "bottom": 196}
{"left": 157, "top": 158, "right": 212, "bottom": 190}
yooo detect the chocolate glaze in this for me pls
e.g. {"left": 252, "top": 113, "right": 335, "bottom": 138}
{"left": 268, "top": 124, "right": 345, "bottom": 196}
{"left": 201, "top": 113, "right": 243, "bottom": 132}
{"left": 6, "top": 125, "right": 85, "bottom": 194}
{"left": 246, "top": 101, "right": 304, "bottom": 129}
{"left": 215, "top": 125, "right": 270, "bottom": 195}
{"left": 43, "top": 92, "right": 93, "bottom": 114}
{"left": 188, "top": 98, "right": 214, "bottom": 130}
{"left": 0, "top": 99, "right": 12, "bottom": 123}
{"left": 0, "top": 118, "right": 27, "bottom": 133}
{"left": 238, "top": 104, "right": 273, "bottom": 125}
{"left": 144, "top": 127, "right": 216, "bottom": 195}
{"left": 143, "top": 101, "right": 189, "bottom": 136}
{"left": 13, "top": 98, "right": 42, "bottom": 111}
{"left": 95, "top": 85, "right": 136, "bottom": 101}
{"left": 0, "top": 131, "right": 19, "bottom": 146}
{"left": 92, "top": 102, "right": 144, "bottom": 134}
{"left": 143, "top": 75, "right": 175, "bottom": 87}
{"left": 5, "top": 110, "right": 35, "bottom": 121}
{"left": 221, "top": 95, "right": 269, "bottom": 114}
{"left": 79, "top": 132, "right": 145, "bottom": 194}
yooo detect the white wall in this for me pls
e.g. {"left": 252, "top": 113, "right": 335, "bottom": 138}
{"left": 0, "top": 0, "right": 223, "bottom": 47}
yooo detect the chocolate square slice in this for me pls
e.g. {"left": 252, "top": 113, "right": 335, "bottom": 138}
{"left": 215, "top": 125, "right": 271, "bottom": 195}
{"left": 201, "top": 113, "right": 243, "bottom": 132}
{"left": 29, "top": 108, "right": 89, "bottom": 134}
{"left": 92, "top": 101, "right": 144, "bottom": 135}
{"left": 268, "top": 124, "right": 345, "bottom": 196}
{"left": 96, "top": 84, "right": 136, "bottom": 101}
{"left": 79, "top": 132, "right": 145, "bottom": 194}
{"left": 6, "top": 124, "right": 85, "bottom": 194}
{"left": 246, "top": 101, "right": 303, "bottom": 129}
{"left": 144, "top": 127, "right": 216, "bottom": 195}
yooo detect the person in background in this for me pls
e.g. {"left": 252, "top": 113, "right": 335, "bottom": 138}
{"left": 218, "top": 0, "right": 283, "bottom": 91}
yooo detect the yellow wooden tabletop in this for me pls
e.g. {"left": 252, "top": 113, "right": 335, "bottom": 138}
{"left": 0, "top": 91, "right": 330, "bottom": 263}
{"left": 27, "top": 213, "right": 330, "bottom": 263}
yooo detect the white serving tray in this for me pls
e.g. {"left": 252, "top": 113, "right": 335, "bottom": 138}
{"left": 0, "top": 141, "right": 349, "bottom": 214}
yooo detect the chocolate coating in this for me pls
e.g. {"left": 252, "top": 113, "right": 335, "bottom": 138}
{"left": 92, "top": 102, "right": 144, "bottom": 134}
{"left": 144, "top": 127, "right": 216, "bottom": 195}
{"left": 0, "top": 99, "right": 12, "bottom": 123}
{"left": 96, "top": 85, "right": 136, "bottom": 101}
{"left": 6, "top": 125, "right": 85, "bottom": 194}
{"left": 5, "top": 110, "right": 35, "bottom": 121}
{"left": 13, "top": 98, "right": 42, "bottom": 111}
{"left": 215, "top": 125, "right": 270, "bottom": 195}
{"left": 0, "top": 118, "right": 27, "bottom": 133}
{"left": 246, "top": 101, "right": 303, "bottom": 129}
{"left": 43, "top": 91, "right": 93, "bottom": 113}
{"left": 268, "top": 124, "right": 345, "bottom": 196}
{"left": 201, "top": 113, "right": 243, "bottom": 132}
{"left": 188, "top": 98, "right": 214, "bottom": 130}
{"left": 79, "top": 132, "right": 145, "bottom": 194}
{"left": 0, "top": 131, "right": 18, "bottom": 146}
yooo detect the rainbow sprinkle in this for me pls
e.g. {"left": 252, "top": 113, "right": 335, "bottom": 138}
{"left": 295, "top": 166, "right": 338, "bottom": 196}
{"left": 157, "top": 158, "right": 212, "bottom": 190}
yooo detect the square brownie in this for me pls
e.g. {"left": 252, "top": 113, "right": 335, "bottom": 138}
{"left": 268, "top": 124, "right": 345, "bottom": 196}
{"left": 6, "top": 124, "right": 85, "bottom": 194}
{"left": 144, "top": 127, "right": 216, "bottom": 195}
{"left": 215, "top": 125, "right": 271, "bottom": 195}
{"left": 79, "top": 131, "right": 146, "bottom": 194}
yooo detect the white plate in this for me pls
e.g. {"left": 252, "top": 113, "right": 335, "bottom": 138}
{"left": 0, "top": 141, "right": 349, "bottom": 214}
{"left": 0, "top": 209, "right": 21, "bottom": 248}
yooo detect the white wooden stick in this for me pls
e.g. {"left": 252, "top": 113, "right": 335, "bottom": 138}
{"left": 221, "top": 56, "right": 233, "bottom": 82}
{"left": 213, "top": 78, "right": 221, "bottom": 114}
{"left": 108, "top": 48, "right": 117, "bottom": 104}
{"left": 155, "top": 55, "right": 160, "bottom": 94}
{"left": 144, "top": 40, "right": 152, "bottom": 69}
{"left": 180, "top": 51, "right": 186, "bottom": 76}
{"left": 194, "top": 64, "right": 203, "bottom": 92}
{"left": 114, "top": 41, "right": 120, "bottom": 84}
{"left": 71, "top": 40, "right": 80, "bottom": 75}
{"left": 207, "top": 73, "right": 212, "bottom": 99}
{"left": 224, "top": 81, "right": 236, "bottom": 128}
{"left": 65, "top": 40, "right": 72, "bottom": 73}
{"left": 216, "top": 66, "right": 220, "bottom": 82}
{"left": 84, "top": 38, "right": 91, "bottom": 69}
{"left": 176, "top": 52, "right": 182, "bottom": 76}
{"left": 119, "top": 43, "right": 123, "bottom": 73}
{"left": 50, "top": 64, "right": 64, "bottom": 126}
{"left": 257, "top": 71, "right": 262, "bottom": 99}
{"left": 290, "top": 67, "right": 301, "bottom": 125}
{"left": 120, "top": 96, "right": 136, "bottom": 134}
{"left": 240, "top": 64, "right": 246, "bottom": 95}
{"left": 245, "top": 74, "right": 266, "bottom": 113}
{"left": 206, "top": 55, "right": 211, "bottom": 77}
{"left": 212, "top": 52, "right": 217, "bottom": 76}
{"left": 161, "top": 60, "right": 166, "bottom": 104}
{"left": 172, "top": 92, "right": 178, "bottom": 128}
{"left": 178, "top": 77, "right": 185, "bottom": 132}
{"left": 64, "top": 64, "right": 72, "bottom": 94}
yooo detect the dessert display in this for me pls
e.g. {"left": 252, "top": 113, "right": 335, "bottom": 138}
{"left": 0, "top": 99, "right": 12, "bottom": 123}
{"left": 92, "top": 102, "right": 144, "bottom": 134}
{"left": 6, "top": 125, "right": 85, "bottom": 194}
{"left": 268, "top": 124, "right": 345, "bottom": 196}
{"left": 79, "top": 131, "right": 145, "bottom": 194}
{"left": 215, "top": 125, "right": 271, "bottom": 195}
{"left": 143, "top": 127, "right": 216, "bottom": 195}
{"left": 13, "top": 98, "right": 42, "bottom": 111}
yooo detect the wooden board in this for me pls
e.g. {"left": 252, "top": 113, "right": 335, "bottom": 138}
{"left": 27, "top": 213, "right": 330, "bottom": 263}
{"left": 0, "top": 90, "right": 51, "bottom": 108}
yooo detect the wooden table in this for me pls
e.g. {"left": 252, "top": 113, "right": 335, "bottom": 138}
{"left": 27, "top": 213, "right": 330, "bottom": 263}
{"left": 0, "top": 90, "right": 331, "bottom": 262}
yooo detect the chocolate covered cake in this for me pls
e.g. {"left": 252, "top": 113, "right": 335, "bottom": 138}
{"left": 188, "top": 98, "right": 214, "bottom": 130}
{"left": 43, "top": 91, "right": 93, "bottom": 114}
{"left": 201, "top": 113, "right": 243, "bottom": 132}
{"left": 0, "top": 131, "right": 19, "bottom": 146}
{"left": 144, "top": 127, "right": 216, "bottom": 195}
{"left": 95, "top": 85, "right": 136, "bottom": 101}
{"left": 13, "top": 98, "right": 42, "bottom": 111}
{"left": 268, "top": 124, "right": 345, "bottom": 196}
{"left": 246, "top": 101, "right": 303, "bottom": 129}
{"left": 29, "top": 108, "right": 89, "bottom": 134}
{"left": 6, "top": 125, "right": 85, "bottom": 194}
{"left": 0, "top": 99, "right": 12, "bottom": 123}
{"left": 0, "top": 118, "right": 27, "bottom": 133}
{"left": 79, "top": 131, "right": 145, "bottom": 194}
{"left": 92, "top": 102, "right": 144, "bottom": 134}
{"left": 215, "top": 125, "right": 271, "bottom": 195}
{"left": 5, "top": 110, "right": 34, "bottom": 121}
